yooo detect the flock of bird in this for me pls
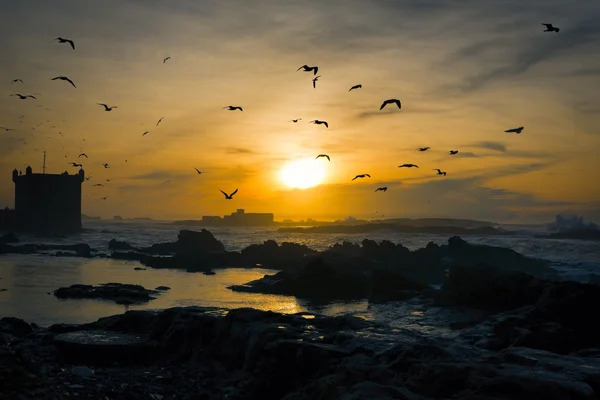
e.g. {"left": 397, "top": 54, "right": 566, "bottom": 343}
{"left": 2, "top": 24, "right": 560, "bottom": 202}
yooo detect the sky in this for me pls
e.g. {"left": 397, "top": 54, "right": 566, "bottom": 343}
{"left": 1, "top": 0, "right": 599, "bottom": 223}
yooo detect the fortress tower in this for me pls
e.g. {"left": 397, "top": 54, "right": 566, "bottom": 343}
{"left": 12, "top": 164, "right": 85, "bottom": 233}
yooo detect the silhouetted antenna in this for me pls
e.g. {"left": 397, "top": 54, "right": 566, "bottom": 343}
{"left": 43, "top": 151, "right": 46, "bottom": 174}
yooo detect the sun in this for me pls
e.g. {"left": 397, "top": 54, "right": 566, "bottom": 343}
{"left": 280, "top": 158, "right": 327, "bottom": 189}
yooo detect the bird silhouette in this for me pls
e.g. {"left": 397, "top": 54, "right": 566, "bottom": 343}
{"left": 0, "top": 127, "right": 15, "bottom": 131}
{"left": 449, "top": 150, "right": 459, "bottom": 155}
{"left": 223, "top": 106, "right": 243, "bottom": 111}
{"left": 106, "top": 179, "right": 110, "bottom": 182}
{"left": 349, "top": 84, "right": 362, "bottom": 92}
{"left": 433, "top": 169, "right": 447, "bottom": 176}
{"left": 51, "top": 37, "right": 75, "bottom": 50}
{"left": 101, "top": 197, "right": 107, "bottom": 200}
{"left": 78, "top": 153, "right": 88, "bottom": 158}
{"left": 312, "top": 75, "right": 321, "bottom": 89}
{"left": 142, "top": 131, "right": 149, "bottom": 136}
{"left": 310, "top": 120, "right": 328, "bottom": 128}
{"left": 380, "top": 99, "right": 401, "bottom": 110}
{"left": 297, "top": 65, "right": 318, "bottom": 75}
{"left": 102, "top": 163, "right": 110, "bottom": 168}
{"left": 11, "top": 94, "right": 36, "bottom": 100}
{"left": 93, "top": 184, "right": 104, "bottom": 187}
{"left": 51, "top": 76, "right": 76, "bottom": 87}
{"left": 156, "top": 117, "right": 164, "bottom": 126}
{"left": 11, "top": 79, "right": 24, "bottom": 84}
{"left": 69, "top": 162, "right": 82, "bottom": 167}
{"left": 85, "top": 176, "right": 91, "bottom": 181}
{"left": 97, "top": 103, "right": 118, "bottom": 111}
{"left": 352, "top": 174, "right": 371, "bottom": 181}
{"left": 417, "top": 147, "right": 430, "bottom": 152}
{"left": 290, "top": 118, "right": 302, "bottom": 123}
{"left": 398, "top": 164, "right": 419, "bottom": 168}
{"left": 375, "top": 187, "right": 387, "bottom": 192}
{"left": 315, "top": 154, "right": 330, "bottom": 161}
{"left": 542, "top": 23, "right": 559, "bottom": 32}
{"left": 163, "top": 57, "right": 171, "bottom": 63}
{"left": 194, "top": 168, "right": 205, "bottom": 174}
{"left": 505, "top": 126, "right": 524, "bottom": 134}
{"left": 220, "top": 189, "right": 238, "bottom": 200}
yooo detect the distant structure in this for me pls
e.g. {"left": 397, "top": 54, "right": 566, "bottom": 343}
{"left": 201, "top": 209, "right": 274, "bottom": 226}
{"left": 11, "top": 159, "right": 85, "bottom": 233}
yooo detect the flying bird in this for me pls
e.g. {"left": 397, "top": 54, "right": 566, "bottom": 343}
{"left": 349, "top": 84, "right": 362, "bottom": 92}
{"left": 375, "top": 187, "right": 387, "bottom": 192}
{"left": 505, "top": 126, "right": 524, "bottom": 134}
{"left": 290, "top": 118, "right": 302, "bottom": 123}
{"left": 542, "top": 23, "right": 559, "bottom": 32}
{"left": 352, "top": 174, "right": 371, "bottom": 181}
{"left": 101, "top": 197, "right": 107, "bottom": 200}
{"left": 220, "top": 189, "right": 238, "bottom": 200}
{"left": 156, "top": 117, "right": 164, "bottom": 126}
{"left": 51, "top": 37, "right": 75, "bottom": 50}
{"left": 163, "top": 57, "right": 171, "bottom": 63}
{"left": 0, "top": 127, "right": 15, "bottom": 131}
{"left": 142, "top": 131, "right": 149, "bottom": 136}
{"left": 310, "top": 120, "right": 328, "bottom": 128}
{"left": 223, "top": 106, "right": 243, "bottom": 111}
{"left": 297, "top": 65, "right": 319, "bottom": 75}
{"left": 315, "top": 154, "right": 330, "bottom": 161}
{"left": 417, "top": 147, "right": 430, "bottom": 152}
{"left": 97, "top": 103, "right": 118, "bottom": 111}
{"left": 194, "top": 168, "right": 205, "bottom": 174}
{"left": 78, "top": 153, "right": 88, "bottom": 158}
{"left": 93, "top": 184, "right": 104, "bottom": 187}
{"left": 69, "top": 162, "right": 82, "bottom": 167}
{"left": 11, "top": 79, "right": 24, "bottom": 84}
{"left": 449, "top": 150, "right": 459, "bottom": 155}
{"left": 11, "top": 94, "right": 36, "bottom": 100}
{"left": 398, "top": 164, "right": 419, "bottom": 168}
{"left": 51, "top": 76, "right": 76, "bottom": 88}
{"left": 102, "top": 163, "right": 110, "bottom": 168}
{"left": 85, "top": 176, "right": 91, "bottom": 181}
{"left": 433, "top": 169, "right": 447, "bottom": 176}
{"left": 380, "top": 99, "right": 401, "bottom": 110}
{"left": 312, "top": 75, "right": 321, "bottom": 89}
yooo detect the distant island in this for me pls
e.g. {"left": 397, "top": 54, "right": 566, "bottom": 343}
{"left": 173, "top": 209, "right": 274, "bottom": 227}
{"left": 278, "top": 223, "right": 511, "bottom": 236}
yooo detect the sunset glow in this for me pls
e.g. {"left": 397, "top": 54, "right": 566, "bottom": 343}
{"left": 280, "top": 158, "right": 327, "bottom": 189}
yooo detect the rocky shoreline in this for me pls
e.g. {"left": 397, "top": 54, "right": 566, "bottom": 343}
{"left": 2, "top": 263, "right": 600, "bottom": 399}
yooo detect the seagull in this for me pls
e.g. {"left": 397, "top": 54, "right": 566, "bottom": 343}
{"left": 0, "top": 127, "right": 15, "bottom": 131}
{"left": 312, "top": 75, "right": 321, "bottom": 89}
{"left": 449, "top": 150, "right": 459, "bottom": 155}
{"left": 380, "top": 99, "right": 401, "bottom": 110}
{"left": 315, "top": 154, "right": 330, "bottom": 161}
{"left": 102, "top": 163, "right": 110, "bottom": 168}
{"left": 51, "top": 37, "right": 75, "bottom": 50}
{"left": 78, "top": 153, "right": 88, "bottom": 158}
{"left": 97, "top": 103, "right": 118, "bottom": 111}
{"left": 11, "top": 94, "right": 36, "bottom": 100}
{"left": 505, "top": 126, "right": 524, "bottom": 134}
{"left": 290, "top": 118, "right": 302, "bottom": 123}
{"left": 194, "top": 168, "right": 205, "bottom": 174}
{"left": 156, "top": 117, "right": 164, "bottom": 126}
{"left": 223, "top": 106, "right": 243, "bottom": 111}
{"left": 352, "top": 174, "right": 371, "bottom": 181}
{"left": 220, "top": 189, "right": 238, "bottom": 200}
{"left": 85, "top": 176, "right": 91, "bottom": 181}
{"left": 93, "top": 184, "right": 104, "bottom": 187}
{"left": 542, "top": 23, "right": 559, "bottom": 32}
{"left": 417, "top": 147, "right": 430, "bottom": 152}
{"left": 349, "top": 84, "right": 362, "bottom": 92}
{"left": 142, "top": 131, "right": 149, "bottom": 136}
{"left": 163, "top": 57, "right": 171, "bottom": 63}
{"left": 310, "top": 120, "right": 328, "bottom": 128}
{"left": 69, "top": 162, "right": 82, "bottom": 167}
{"left": 101, "top": 197, "right": 107, "bottom": 200}
{"left": 106, "top": 179, "right": 110, "bottom": 182}
{"left": 51, "top": 76, "right": 76, "bottom": 88}
{"left": 297, "top": 65, "right": 318, "bottom": 75}
{"left": 398, "top": 164, "right": 419, "bottom": 168}
{"left": 11, "top": 79, "right": 24, "bottom": 84}
{"left": 375, "top": 187, "right": 387, "bottom": 192}
{"left": 433, "top": 169, "right": 447, "bottom": 176}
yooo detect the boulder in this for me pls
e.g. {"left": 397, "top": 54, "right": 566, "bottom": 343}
{"left": 53, "top": 283, "right": 160, "bottom": 305}
{"left": 176, "top": 229, "right": 226, "bottom": 254}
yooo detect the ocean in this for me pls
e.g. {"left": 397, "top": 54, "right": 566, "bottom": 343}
{"left": 1, "top": 219, "right": 599, "bottom": 329}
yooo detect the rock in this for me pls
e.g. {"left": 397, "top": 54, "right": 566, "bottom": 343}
{"left": 53, "top": 283, "right": 160, "bottom": 304}
{"left": 240, "top": 240, "right": 318, "bottom": 270}
{"left": 155, "top": 286, "right": 171, "bottom": 291}
{"left": 203, "top": 270, "right": 216, "bottom": 275}
{"left": 0, "top": 317, "right": 34, "bottom": 337}
{"left": 368, "top": 269, "right": 430, "bottom": 303}
{"left": 134, "top": 267, "right": 146, "bottom": 271}
{"left": 108, "top": 239, "right": 135, "bottom": 250}
{"left": 176, "top": 229, "right": 226, "bottom": 254}
{"left": 70, "top": 366, "right": 95, "bottom": 378}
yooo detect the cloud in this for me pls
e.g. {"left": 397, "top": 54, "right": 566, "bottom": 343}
{"left": 472, "top": 141, "right": 506, "bottom": 152}
{"left": 223, "top": 147, "right": 257, "bottom": 155}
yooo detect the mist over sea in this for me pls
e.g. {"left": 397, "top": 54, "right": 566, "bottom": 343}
{"left": 1, "top": 219, "right": 599, "bottom": 327}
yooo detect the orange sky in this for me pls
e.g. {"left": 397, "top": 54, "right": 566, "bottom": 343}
{"left": 1, "top": 0, "right": 599, "bottom": 222}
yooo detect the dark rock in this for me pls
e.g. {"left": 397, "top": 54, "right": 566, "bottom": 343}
{"left": 53, "top": 283, "right": 160, "bottom": 304}
{"left": 0, "top": 317, "right": 33, "bottom": 337}
{"left": 176, "top": 229, "right": 226, "bottom": 254}
{"left": 239, "top": 240, "right": 318, "bottom": 270}
{"left": 134, "top": 267, "right": 146, "bottom": 271}
{"left": 108, "top": 238, "right": 135, "bottom": 250}
{"left": 368, "top": 269, "right": 430, "bottom": 304}
{"left": 203, "top": 270, "right": 216, "bottom": 275}
{"left": 155, "top": 286, "right": 170, "bottom": 291}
